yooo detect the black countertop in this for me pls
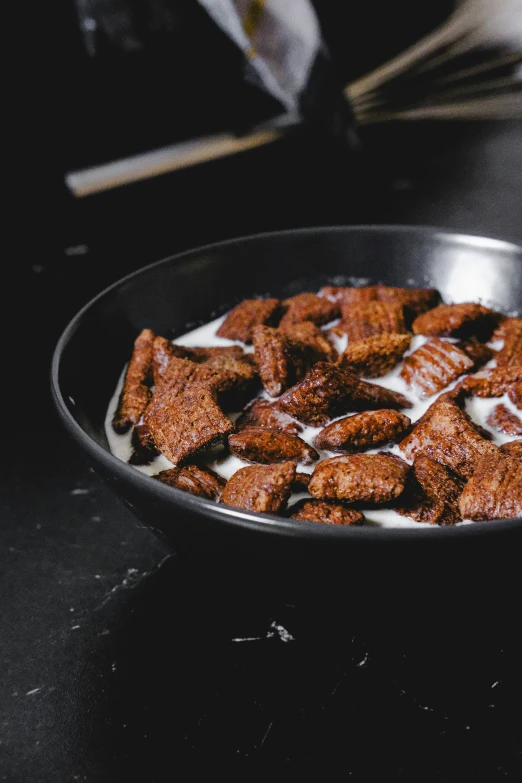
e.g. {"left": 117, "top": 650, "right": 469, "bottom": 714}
{"left": 3, "top": 121, "right": 522, "bottom": 781}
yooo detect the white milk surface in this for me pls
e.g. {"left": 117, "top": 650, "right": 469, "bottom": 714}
{"left": 105, "top": 312, "right": 520, "bottom": 528}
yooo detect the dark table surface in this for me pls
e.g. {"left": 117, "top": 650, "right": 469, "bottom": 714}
{"left": 4, "top": 120, "right": 522, "bottom": 781}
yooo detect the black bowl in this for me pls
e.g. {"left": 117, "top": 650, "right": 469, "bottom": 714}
{"left": 51, "top": 226, "right": 522, "bottom": 631}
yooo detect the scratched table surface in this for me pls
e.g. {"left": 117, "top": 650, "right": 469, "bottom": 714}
{"left": 3, "top": 121, "right": 522, "bottom": 781}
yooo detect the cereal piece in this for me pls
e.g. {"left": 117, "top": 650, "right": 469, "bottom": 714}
{"left": 155, "top": 464, "right": 225, "bottom": 500}
{"left": 292, "top": 472, "right": 311, "bottom": 492}
{"left": 486, "top": 405, "right": 522, "bottom": 436}
{"left": 216, "top": 298, "right": 282, "bottom": 343}
{"left": 153, "top": 338, "right": 245, "bottom": 383}
{"left": 412, "top": 303, "right": 500, "bottom": 339}
{"left": 332, "top": 302, "right": 407, "bottom": 341}
{"left": 280, "top": 321, "right": 337, "bottom": 361}
{"left": 399, "top": 397, "right": 499, "bottom": 479}
{"left": 221, "top": 462, "right": 296, "bottom": 513}
{"left": 279, "top": 293, "right": 339, "bottom": 327}
{"left": 492, "top": 317, "right": 522, "bottom": 341}
{"left": 236, "top": 399, "right": 303, "bottom": 435}
{"left": 458, "top": 365, "right": 522, "bottom": 398}
{"left": 113, "top": 329, "right": 155, "bottom": 434}
{"left": 145, "top": 385, "right": 233, "bottom": 465}
{"left": 156, "top": 353, "right": 258, "bottom": 409}
{"left": 400, "top": 338, "right": 474, "bottom": 397}
{"left": 129, "top": 422, "right": 158, "bottom": 465}
{"left": 396, "top": 456, "right": 464, "bottom": 526}
{"left": 508, "top": 381, "right": 522, "bottom": 410}
{"left": 252, "top": 325, "right": 314, "bottom": 397}
{"left": 320, "top": 285, "right": 440, "bottom": 318}
{"left": 308, "top": 453, "right": 410, "bottom": 504}
{"left": 276, "top": 362, "right": 411, "bottom": 427}
{"left": 228, "top": 426, "right": 319, "bottom": 465}
{"left": 456, "top": 341, "right": 495, "bottom": 369}
{"left": 500, "top": 440, "right": 522, "bottom": 458}
{"left": 458, "top": 452, "right": 522, "bottom": 520}
{"left": 313, "top": 410, "right": 411, "bottom": 452}
{"left": 188, "top": 345, "right": 245, "bottom": 362}
{"left": 375, "top": 286, "right": 441, "bottom": 320}
{"left": 495, "top": 321, "right": 522, "bottom": 367}
{"left": 289, "top": 499, "right": 364, "bottom": 526}
{"left": 320, "top": 285, "right": 380, "bottom": 305}
{"left": 337, "top": 333, "right": 411, "bottom": 378}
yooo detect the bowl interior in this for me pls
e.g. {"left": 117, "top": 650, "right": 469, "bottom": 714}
{"left": 53, "top": 226, "right": 522, "bottom": 541}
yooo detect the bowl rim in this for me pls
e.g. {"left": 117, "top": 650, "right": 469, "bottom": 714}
{"left": 51, "top": 224, "right": 522, "bottom": 543}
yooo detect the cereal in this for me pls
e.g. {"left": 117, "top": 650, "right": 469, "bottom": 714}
{"left": 145, "top": 385, "right": 233, "bottom": 465}
{"left": 332, "top": 302, "right": 407, "bottom": 341}
{"left": 400, "top": 338, "right": 474, "bottom": 396}
{"left": 107, "top": 288, "right": 522, "bottom": 527}
{"left": 112, "top": 328, "right": 155, "bottom": 433}
{"left": 252, "top": 325, "right": 320, "bottom": 397}
{"left": 289, "top": 499, "right": 364, "bottom": 526}
{"left": 396, "top": 455, "right": 464, "bottom": 526}
{"left": 412, "top": 303, "right": 500, "bottom": 339}
{"left": 129, "top": 422, "right": 158, "bottom": 465}
{"left": 308, "top": 453, "right": 410, "bottom": 504}
{"left": 156, "top": 464, "right": 225, "bottom": 500}
{"left": 337, "top": 333, "right": 411, "bottom": 378}
{"left": 458, "top": 452, "right": 522, "bottom": 521}
{"left": 236, "top": 398, "right": 303, "bottom": 435}
{"left": 399, "top": 397, "right": 499, "bottom": 479}
{"left": 313, "top": 410, "right": 411, "bottom": 452}
{"left": 279, "top": 293, "right": 339, "bottom": 327}
{"left": 228, "top": 426, "right": 319, "bottom": 465}
{"left": 486, "top": 404, "right": 522, "bottom": 436}
{"left": 216, "top": 298, "right": 282, "bottom": 343}
{"left": 221, "top": 462, "right": 296, "bottom": 513}
{"left": 500, "top": 440, "right": 522, "bottom": 458}
{"left": 458, "top": 365, "right": 522, "bottom": 398}
{"left": 276, "top": 362, "right": 411, "bottom": 427}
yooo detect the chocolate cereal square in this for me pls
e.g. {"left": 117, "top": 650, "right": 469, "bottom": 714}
{"left": 500, "top": 440, "right": 522, "bottom": 458}
{"left": 276, "top": 363, "right": 411, "bottom": 427}
{"left": 458, "top": 365, "right": 522, "bottom": 398}
{"left": 289, "top": 500, "right": 364, "bottom": 526}
{"left": 319, "top": 285, "right": 380, "bottom": 306}
{"left": 338, "top": 333, "right": 411, "bottom": 378}
{"left": 129, "top": 422, "right": 158, "bottom": 465}
{"left": 375, "top": 286, "right": 441, "bottom": 320}
{"left": 508, "top": 381, "right": 522, "bottom": 410}
{"left": 145, "top": 385, "right": 233, "bottom": 465}
{"left": 332, "top": 302, "right": 407, "bottom": 341}
{"left": 313, "top": 410, "right": 411, "bottom": 452}
{"left": 495, "top": 320, "right": 522, "bottom": 367}
{"left": 412, "top": 303, "right": 500, "bottom": 339}
{"left": 216, "top": 298, "right": 282, "bottom": 343}
{"left": 156, "top": 353, "right": 258, "bottom": 410}
{"left": 221, "top": 462, "right": 296, "bottom": 513}
{"left": 399, "top": 397, "right": 499, "bottom": 479}
{"left": 228, "top": 426, "right": 318, "bottom": 466}
{"left": 236, "top": 398, "right": 303, "bottom": 435}
{"left": 279, "top": 293, "right": 339, "bottom": 328}
{"left": 155, "top": 464, "right": 225, "bottom": 500}
{"left": 252, "top": 325, "right": 314, "bottom": 397}
{"left": 486, "top": 404, "right": 522, "bottom": 436}
{"left": 396, "top": 455, "right": 464, "bottom": 526}
{"left": 459, "top": 452, "right": 522, "bottom": 520}
{"left": 456, "top": 341, "right": 495, "bottom": 369}
{"left": 279, "top": 321, "right": 337, "bottom": 361}
{"left": 400, "top": 338, "right": 474, "bottom": 396}
{"left": 308, "top": 453, "right": 410, "bottom": 504}
{"left": 113, "top": 328, "right": 155, "bottom": 433}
